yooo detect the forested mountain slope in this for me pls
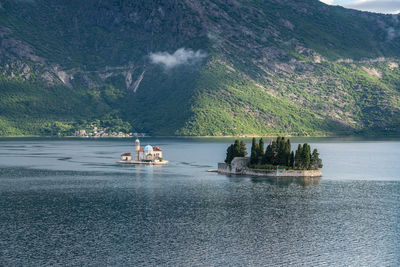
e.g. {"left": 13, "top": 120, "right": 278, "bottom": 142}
{"left": 0, "top": 0, "right": 399, "bottom": 136}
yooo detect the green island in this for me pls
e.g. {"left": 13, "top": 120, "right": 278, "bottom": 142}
{"left": 218, "top": 137, "right": 323, "bottom": 177}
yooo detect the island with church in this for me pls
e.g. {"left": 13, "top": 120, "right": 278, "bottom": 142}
{"left": 218, "top": 137, "right": 322, "bottom": 177}
{"left": 118, "top": 138, "right": 168, "bottom": 165}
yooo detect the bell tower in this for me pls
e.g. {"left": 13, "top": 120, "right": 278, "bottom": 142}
{"left": 135, "top": 139, "right": 140, "bottom": 161}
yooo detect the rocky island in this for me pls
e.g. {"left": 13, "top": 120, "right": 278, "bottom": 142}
{"left": 218, "top": 137, "right": 322, "bottom": 177}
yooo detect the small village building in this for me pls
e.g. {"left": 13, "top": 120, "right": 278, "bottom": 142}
{"left": 121, "top": 152, "right": 132, "bottom": 161}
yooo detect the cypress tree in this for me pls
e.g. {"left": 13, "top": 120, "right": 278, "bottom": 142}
{"left": 302, "top": 143, "right": 311, "bottom": 170}
{"left": 271, "top": 140, "right": 279, "bottom": 165}
{"left": 251, "top": 137, "right": 257, "bottom": 149}
{"left": 258, "top": 138, "right": 264, "bottom": 158}
{"left": 250, "top": 138, "right": 259, "bottom": 165}
{"left": 239, "top": 140, "right": 247, "bottom": 157}
{"left": 263, "top": 142, "right": 274, "bottom": 164}
{"left": 289, "top": 151, "right": 295, "bottom": 168}
{"left": 250, "top": 149, "right": 258, "bottom": 165}
{"left": 277, "top": 136, "right": 283, "bottom": 145}
{"left": 281, "top": 137, "right": 289, "bottom": 166}
{"left": 225, "top": 140, "right": 248, "bottom": 164}
{"left": 311, "top": 148, "right": 323, "bottom": 169}
{"left": 295, "top": 144, "right": 303, "bottom": 168}
{"left": 233, "top": 139, "right": 241, "bottom": 158}
{"left": 276, "top": 137, "right": 285, "bottom": 165}
{"left": 280, "top": 139, "right": 290, "bottom": 166}
{"left": 282, "top": 139, "right": 291, "bottom": 166}
{"left": 285, "top": 139, "right": 291, "bottom": 166}
{"left": 225, "top": 144, "right": 234, "bottom": 164}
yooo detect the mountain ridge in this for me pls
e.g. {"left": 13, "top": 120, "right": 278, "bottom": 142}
{"left": 0, "top": 0, "right": 399, "bottom": 136}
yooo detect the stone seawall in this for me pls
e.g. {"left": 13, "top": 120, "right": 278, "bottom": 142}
{"left": 241, "top": 168, "right": 322, "bottom": 177}
{"left": 218, "top": 158, "right": 322, "bottom": 177}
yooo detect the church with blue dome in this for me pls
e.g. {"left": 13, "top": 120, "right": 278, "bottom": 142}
{"left": 119, "top": 139, "right": 167, "bottom": 165}
{"left": 135, "top": 139, "right": 163, "bottom": 162}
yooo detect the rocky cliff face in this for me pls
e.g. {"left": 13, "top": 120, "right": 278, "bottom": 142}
{"left": 0, "top": 0, "right": 399, "bottom": 136}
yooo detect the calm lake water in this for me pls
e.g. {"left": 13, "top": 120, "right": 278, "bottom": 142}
{"left": 0, "top": 137, "right": 399, "bottom": 266}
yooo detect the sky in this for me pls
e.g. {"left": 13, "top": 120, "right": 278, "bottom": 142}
{"left": 320, "top": 0, "right": 400, "bottom": 14}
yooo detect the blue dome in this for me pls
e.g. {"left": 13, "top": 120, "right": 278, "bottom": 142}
{"left": 144, "top": 145, "right": 153, "bottom": 152}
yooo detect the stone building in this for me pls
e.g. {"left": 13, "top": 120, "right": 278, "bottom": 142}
{"left": 121, "top": 152, "right": 132, "bottom": 161}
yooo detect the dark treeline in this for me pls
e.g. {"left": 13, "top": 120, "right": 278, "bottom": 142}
{"left": 225, "top": 137, "right": 322, "bottom": 170}
{"left": 255, "top": 137, "right": 322, "bottom": 170}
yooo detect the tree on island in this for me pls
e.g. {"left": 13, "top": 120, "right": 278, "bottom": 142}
{"left": 289, "top": 151, "right": 295, "bottom": 168}
{"left": 302, "top": 143, "right": 311, "bottom": 170}
{"left": 279, "top": 138, "right": 291, "bottom": 166}
{"left": 311, "top": 149, "right": 323, "bottom": 169}
{"left": 250, "top": 138, "right": 259, "bottom": 164}
{"left": 262, "top": 137, "right": 291, "bottom": 166}
{"left": 225, "top": 139, "right": 247, "bottom": 164}
{"left": 258, "top": 138, "right": 264, "bottom": 159}
{"left": 239, "top": 140, "right": 247, "bottom": 157}
{"left": 295, "top": 143, "right": 322, "bottom": 170}
{"left": 233, "top": 139, "right": 241, "bottom": 158}
{"left": 225, "top": 144, "right": 235, "bottom": 164}
{"left": 224, "top": 137, "right": 322, "bottom": 170}
{"left": 262, "top": 140, "right": 275, "bottom": 165}
{"left": 277, "top": 137, "right": 285, "bottom": 165}
{"left": 249, "top": 138, "right": 266, "bottom": 165}
{"left": 295, "top": 144, "right": 303, "bottom": 168}
{"left": 256, "top": 137, "right": 323, "bottom": 170}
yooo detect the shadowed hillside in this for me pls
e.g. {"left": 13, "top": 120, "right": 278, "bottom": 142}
{"left": 0, "top": 0, "right": 399, "bottom": 136}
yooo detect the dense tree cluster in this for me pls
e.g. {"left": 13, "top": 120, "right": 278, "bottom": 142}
{"left": 224, "top": 137, "right": 322, "bottom": 170}
{"left": 293, "top": 143, "right": 323, "bottom": 169}
{"left": 262, "top": 137, "right": 292, "bottom": 166}
{"left": 225, "top": 140, "right": 247, "bottom": 164}
{"left": 251, "top": 137, "right": 323, "bottom": 170}
{"left": 250, "top": 138, "right": 265, "bottom": 165}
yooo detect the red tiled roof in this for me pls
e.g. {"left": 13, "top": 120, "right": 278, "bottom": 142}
{"left": 121, "top": 152, "right": 131, "bottom": 156}
{"left": 138, "top": 147, "right": 161, "bottom": 152}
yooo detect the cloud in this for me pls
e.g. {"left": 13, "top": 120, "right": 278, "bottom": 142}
{"left": 387, "top": 27, "right": 397, "bottom": 40}
{"left": 149, "top": 48, "right": 207, "bottom": 69}
{"left": 386, "top": 14, "right": 400, "bottom": 40}
{"left": 345, "top": 0, "right": 400, "bottom": 14}
{"left": 320, "top": 0, "right": 334, "bottom": 4}
{"left": 320, "top": 0, "right": 400, "bottom": 14}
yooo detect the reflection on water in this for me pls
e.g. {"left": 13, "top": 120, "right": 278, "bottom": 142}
{"left": 0, "top": 138, "right": 399, "bottom": 266}
{"left": 248, "top": 176, "right": 322, "bottom": 187}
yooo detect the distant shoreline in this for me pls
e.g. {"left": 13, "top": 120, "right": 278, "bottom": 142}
{"left": 1, "top": 134, "right": 400, "bottom": 139}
